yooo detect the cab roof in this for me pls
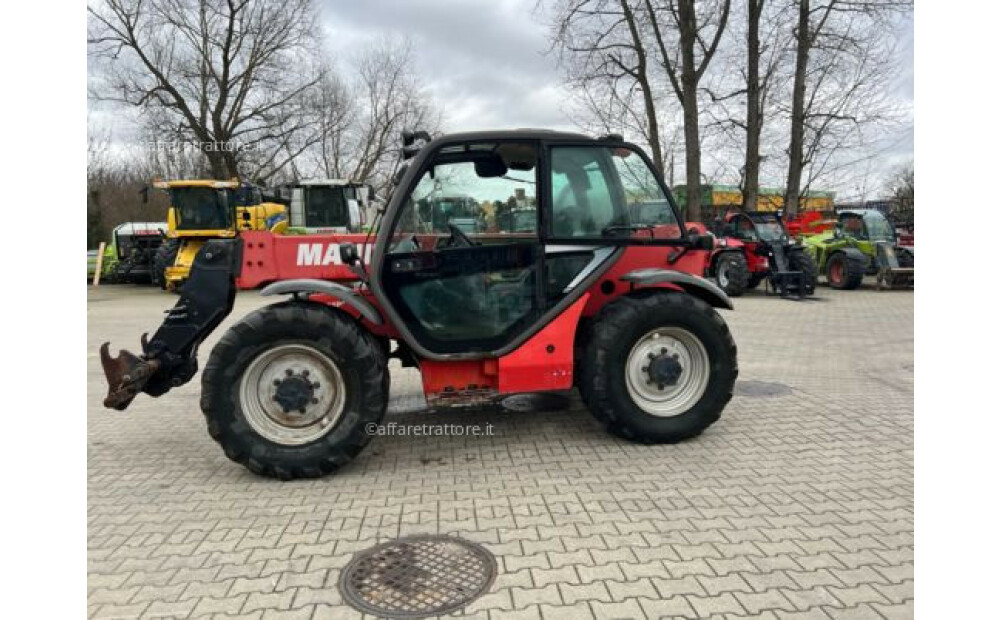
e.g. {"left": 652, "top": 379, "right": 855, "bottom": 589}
{"left": 152, "top": 179, "right": 242, "bottom": 189}
{"left": 838, "top": 208, "right": 885, "bottom": 217}
{"left": 428, "top": 129, "right": 599, "bottom": 144}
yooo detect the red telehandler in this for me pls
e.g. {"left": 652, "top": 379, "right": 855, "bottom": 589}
{"left": 101, "top": 130, "right": 739, "bottom": 479}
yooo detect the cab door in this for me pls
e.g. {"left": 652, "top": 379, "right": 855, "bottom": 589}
{"left": 377, "top": 141, "right": 545, "bottom": 356}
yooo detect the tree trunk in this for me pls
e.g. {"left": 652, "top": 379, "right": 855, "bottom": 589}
{"left": 678, "top": 0, "right": 702, "bottom": 222}
{"left": 784, "top": 0, "right": 810, "bottom": 217}
{"left": 682, "top": 87, "right": 702, "bottom": 222}
{"left": 743, "top": 0, "right": 763, "bottom": 213}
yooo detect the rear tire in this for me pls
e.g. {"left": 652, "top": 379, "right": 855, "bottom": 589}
{"left": 746, "top": 273, "right": 765, "bottom": 290}
{"left": 826, "top": 253, "right": 864, "bottom": 290}
{"left": 713, "top": 252, "right": 750, "bottom": 297}
{"left": 201, "top": 301, "right": 388, "bottom": 480}
{"left": 579, "top": 293, "right": 737, "bottom": 443}
{"left": 152, "top": 239, "right": 180, "bottom": 290}
{"left": 897, "top": 247, "right": 914, "bottom": 268}
{"left": 789, "top": 250, "right": 818, "bottom": 296}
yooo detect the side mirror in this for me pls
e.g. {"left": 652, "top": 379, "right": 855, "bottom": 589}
{"left": 689, "top": 233, "right": 715, "bottom": 251}
{"left": 339, "top": 242, "right": 359, "bottom": 266}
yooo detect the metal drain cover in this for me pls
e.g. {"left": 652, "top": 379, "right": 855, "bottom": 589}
{"left": 338, "top": 535, "right": 497, "bottom": 618}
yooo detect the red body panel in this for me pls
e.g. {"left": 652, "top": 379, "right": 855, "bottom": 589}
{"left": 498, "top": 294, "right": 588, "bottom": 392}
{"left": 418, "top": 294, "right": 589, "bottom": 403}
{"left": 236, "top": 231, "right": 373, "bottom": 289}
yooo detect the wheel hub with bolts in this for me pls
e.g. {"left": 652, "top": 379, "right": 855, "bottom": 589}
{"left": 625, "top": 326, "right": 711, "bottom": 417}
{"left": 272, "top": 370, "right": 319, "bottom": 414}
{"left": 645, "top": 350, "right": 683, "bottom": 388}
{"left": 239, "top": 344, "right": 346, "bottom": 445}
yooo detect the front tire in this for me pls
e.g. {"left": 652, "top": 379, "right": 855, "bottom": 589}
{"left": 826, "top": 253, "right": 864, "bottom": 290}
{"left": 713, "top": 252, "right": 750, "bottom": 297}
{"left": 579, "top": 293, "right": 737, "bottom": 443}
{"left": 897, "top": 247, "right": 914, "bottom": 268}
{"left": 152, "top": 239, "right": 180, "bottom": 290}
{"left": 788, "top": 249, "right": 818, "bottom": 296}
{"left": 201, "top": 301, "right": 388, "bottom": 479}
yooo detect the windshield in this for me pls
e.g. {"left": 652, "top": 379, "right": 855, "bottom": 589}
{"left": 750, "top": 214, "right": 786, "bottom": 242}
{"left": 170, "top": 187, "right": 231, "bottom": 230}
{"left": 512, "top": 210, "right": 536, "bottom": 232}
{"left": 863, "top": 211, "right": 895, "bottom": 242}
{"left": 304, "top": 186, "right": 349, "bottom": 227}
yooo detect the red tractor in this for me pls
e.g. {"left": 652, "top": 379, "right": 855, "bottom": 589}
{"left": 714, "top": 211, "right": 818, "bottom": 298}
{"left": 682, "top": 221, "right": 751, "bottom": 297}
{"left": 100, "top": 130, "right": 738, "bottom": 479}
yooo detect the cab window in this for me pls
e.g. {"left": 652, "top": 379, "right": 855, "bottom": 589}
{"left": 549, "top": 146, "right": 679, "bottom": 239}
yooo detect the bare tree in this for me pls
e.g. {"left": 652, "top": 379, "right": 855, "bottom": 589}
{"left": 644, "top": 0, "right": 731, "bottom": 221}
{"left": 88, "top": 0, "right": 325, "bottom": 180}
{"left": 548, "top": 0, "right": 670, "bottom": 173}
{"left": 782, "top": 0, "right": 911, "bottom": 216}
{"left": 309, "top": 40, "right": 439, "bottom": 197}
{"left": 700, "top": 0, "right": 793, "bottom": 211}
{"left": 884, "top": 159, "right": 913, "bottom": 223}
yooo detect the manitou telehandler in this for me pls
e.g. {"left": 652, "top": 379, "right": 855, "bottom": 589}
{"left": 101, "top": 130, "right": 739, "bottom": 480}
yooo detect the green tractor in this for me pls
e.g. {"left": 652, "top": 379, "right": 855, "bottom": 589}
{"left": 797, "top": 209, "right": 914, "bottom": 290}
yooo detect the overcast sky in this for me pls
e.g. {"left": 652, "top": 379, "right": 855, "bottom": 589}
{"left": 318, "top": 0, "right": 572, "bottom": 131}
{"left": 318, "top": 0, "right": 913, "bottom": 196}
{"left": 90, "top": 0, "right": 913, "bottom": 197}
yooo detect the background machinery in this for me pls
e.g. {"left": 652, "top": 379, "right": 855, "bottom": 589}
{"left": 791, "top": 208, "right": 913, "bottom": 290}
{"left": 714, "top": 211, "right": 817, "bottom": 298}
{"left": 151, "top": 179, "right": 288, "bottom": 290}
{"left": 273, "top": 179, "right": 376, "bottom": 235}
{"left": 87, "top": 222, "right": 168, "bottom": 284}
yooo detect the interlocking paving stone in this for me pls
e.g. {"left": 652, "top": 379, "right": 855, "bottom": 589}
{"left": 88, "top": 284, "right": 913, "bottom": 618}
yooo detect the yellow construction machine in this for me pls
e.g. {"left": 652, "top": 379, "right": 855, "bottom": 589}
{"left": 151, "top": 179, "right": 288, "bottom": 290}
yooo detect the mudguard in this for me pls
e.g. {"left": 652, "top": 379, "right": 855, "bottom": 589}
{"left": 620, "top": 268, "right": 734, "bottom": 310}
{"left": 261, "top": 279, "right": 383, "bottom": 325}
{"left": 838, "top": 246, "right": 869, "bottom": 266}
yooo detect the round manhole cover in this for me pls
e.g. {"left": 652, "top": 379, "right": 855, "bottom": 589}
{"left": 338, "top": 535, "right": 497, "bottom": 618}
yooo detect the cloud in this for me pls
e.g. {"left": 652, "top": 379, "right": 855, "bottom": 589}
{"left": 316, "top": 0, "right": 577, "bottom": 131}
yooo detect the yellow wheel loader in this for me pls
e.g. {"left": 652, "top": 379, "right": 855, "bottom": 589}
{"left": 151, "top": 180, "right": 288, "bottom": 291}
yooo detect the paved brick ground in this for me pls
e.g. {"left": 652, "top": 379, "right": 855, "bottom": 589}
{"left": 88, "top": 282, "right": 913, "bottom": 619}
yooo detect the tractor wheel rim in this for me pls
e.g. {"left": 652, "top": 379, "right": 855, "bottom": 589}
{"left": 625, "top": 326, "right": 710, "bottom": 417}
{"left": 718, "top": 262, "right": 730, "bottom": 287}
{"left": 830, "top": 260, "right": 843, "bottom": 284}
{"left": 239, "top": 344, "right": 346, "bottom": 446}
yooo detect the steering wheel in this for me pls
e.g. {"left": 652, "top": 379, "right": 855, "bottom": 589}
{"left": 446, "top": 223, "right": 477, "bottom": 247}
